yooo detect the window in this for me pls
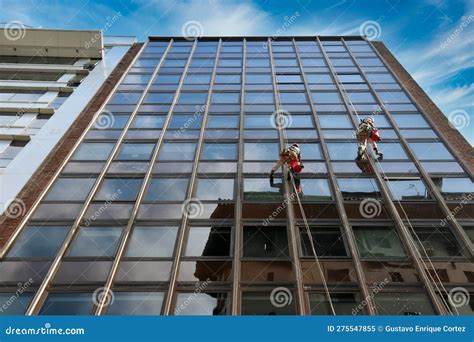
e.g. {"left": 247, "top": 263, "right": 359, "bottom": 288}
{"left": 175, "top": 293, "right": 228, "bottom": 315}
{"left": 319, "top": 115, "right": 353, "bottom": 129}
{"left": 327, "top": 143, "right": 357, "bottom": 160}
{"left": 274, "top": 59, "right": 298, "bottom": 67}
{"left": 185, "top": 74, "right": 211, "bottom": 84}
{"left": 374, "top": 292, "right": 434, "bottom": 315}
{"left": 94, "top": 113, "right": 129, "bottom": 129}
{"left": 144, "top": 178, "right": 189, "bottom": 201}
{"left": 185, "top": 226, "right": 231, "bottom": 256}
{"left": 116, "top": 143, "right": 154, "bottom": 161}
{"left": 412, "top": 227, "right": 462, "bottom": 257}
{"left": 338, "top": 74, "right": 364, "bottom": 83}
{"left": 169, "top": 114, "right": 202, "bottom": 129}
{"left": 243, "top": 226, "right": 289, "bottom": 258}
{"left": 106, "top": 292, "right": 164, "bottom": 315}
{"left": 219, "top": 59, "right": 242, "bottom": 67}
{"left": 207, "top": 115, "right": 239, "bottom": 128}
{"left": 67, "top": 227, "right": 123, "bottom": 257}
{"left": 301, "top": 59, "right": 326, "bottom": 67}
{"left": 44, "top": 178, "right": 95, "bottom": 201}
{"left": 7, "top": 225, "right": 69, "bottom": 258}
{"left": 433, "top": 177, "right": 474, "bottom": 201}
{"left": 71, "top": 143, "right": 114, "bottom": 161}
{"left": 279, "top": 92, "right": 308, "bottom": 104}
{"left": 245, "top": 92, "right": 274, "bottom": 104}
{"left": 300, "top": 227, "right": 347, "bottom": 257}
{"left": 375, "top": 143, "right": 408, "bottom": 160}
{"left": 39, "top": 293, "right": 93, "bottom": 315}
{"left": 311, "top": 92, "right": 341, "bottom": 104}
{"left": 289, "top": 115, "right": 314, "bottom": 128}
{"left": 306, "top": 74, "right": 333, "bottom": 84}
{"left": 386, "top": 179, "right": 430, "bottom": 200}
{"left": 132, "top": 115, "right": 165, "bottom": 129}
{"left": 202, "top": 143, "right": 237, "bottom": 160}
{"left": 300, "top": 179, "right": 332, "bottom": 201}
{"left": 347, "top": 92, "right": 375, "bottom": 103}
{"left": 0, "top": 293, "right": 33, "bottom": 315}
{"left": 144, "top": 92, "right": 174, "bottom": 104}
{"left": 392, "top": 114, "right": 429, "bottom": 128}
{"left": 244, "top": 115, "right": 272, "bottom": 129}
{"left": 409, "top": 142, "right": 454, "bottom": 160}
{"left": 354, "top": 227, "right": 406, "bottom": 258}
{"left": 244, "top": 143, "right": 278, "bottom": 161}
{"left": 158, "top": 143, "right": 196, "bottom": 160}
{"left": 309, "top": 293, "right": 359, "bottom": 315}
{"left": 244, "top": 178, "right": 282, "bottom": 201}
{"left": 276, "top": 74, "right": 302, "bottom": 83}
{"left": 178, "top": 92, "right": 208, "bottom": 104}
{"left": 155, "top": 74, "right": 181, "bottom": 84}
{"left": 303, "top": 143, "right": 323, "bottom": 160}
{"left": 95, "top": 178, "right": 142, "bottom": 201}
{"left": 337, "top": 178, "right": 381, "bottom": 200}
{"left": 195, "top": 178, "right": 234, "bottom": 200}
{"left": 212, "top": 92, "right": 240, "bottom": 104}
{"left": 366, "top": 73, "right": 396, "bottom": 83}
{"left": 110, "top": 92, "right": 141, "bottom": 105}
{"left": 378, "top": 91, "right": 411, "bottom": 103}
{"left": 246, "top": 59, "right": 270, "bottom": 67}
{"left": 215, "top": 74, "right": 241, "bottom": 84}
{"left": 125, "top": 226, "right": 178, "bottom": 258}
{"left": 245, "top": 74, "right": 272, "bottom": 84}
{"left": 242, "top": 292, "right": 296, "bottom": 315}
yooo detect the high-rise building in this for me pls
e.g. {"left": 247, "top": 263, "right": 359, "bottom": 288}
{"left": 0, "top": 28, "right": 137, "bottom": 214}
{"left": 0, "top": 36, "right": 472, "bottom": 316}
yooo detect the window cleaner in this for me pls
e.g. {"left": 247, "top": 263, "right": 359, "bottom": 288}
{"left": 270, "top": 143, "right": 304, "bottom": 191}
{"left": 356, "top": 117, "right": 383, "bottom": 160}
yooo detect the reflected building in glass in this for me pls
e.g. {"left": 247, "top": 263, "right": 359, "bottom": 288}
{"left": 0, "top": 35, "right": 472, "bottom": 316}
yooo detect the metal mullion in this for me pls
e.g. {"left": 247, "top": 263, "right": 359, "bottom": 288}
{"left": 268, "top": 38, "right": 306, "bottom": 315}
{"left": 162, "top": 39, "right": 223, "bottom": 315}
{"left": 360, "top": 40, "right": 473, "bottom": 257}
{"left": 231, "top": 38, "right": 246, "bottom": 315}
{"left": 0, "top": 45, "right": 147, "bottom": 259}
{"left": 295, "top": 38, "right": 375, "bottom": 315}
{"left": 24, "top": 40, "right": 171, "bottom": 315}
{"left": 94, "top": 39, "right": 199, "bottom": 315}
{"left": 319, "top": 37, "right": 446, "bottom": 315}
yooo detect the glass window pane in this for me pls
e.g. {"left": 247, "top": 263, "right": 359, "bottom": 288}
{"left": 195, "top": 179, "right": 234, "bottom": 201}
{"left": 175, "top": 293, "right": 228, "bottom": 315}
{"left": 392, "top": 114, "right": 429, "bottom": 128}
{"left": 0, "top": 292, "right": 33, "bottom": 315}
{"left": 244, "top": 143, "right": 278, "bottom": 161}
{"left": 212, "top": 93, "right": 240, "bottom": 104}
{"left": 279, "top": 92, "right": 308, "bottom": 104}
{"left": 300, "top": 179, "right": 332, "bottom": 201}
{"left": 185, "top": 226, "right": 231, "bottom": 257}
{"left": 144, "top": 178, "right": 189, "bottom": 201}
{"left": 169, "top": 114, "right": 202, "bottom": 129}
{"left": 312, "top": 92, "right": 341, "bottom": 104}
{"left": 309, "top": 293, "right": 359, "bottom": 315}
{"left": 386, "top": 179, "right": 430, "bottom": 200}
{"left": 246, "top": 74, "right": 272, "bottom": 84}
{"left": 433, "top": 177, "right": 474, "bottom": 201}
{"left": 412, "top": 227, "right": 462, "bottom": 257}
{"left": 374, "top": 292, "right": 434, "bottom": 315}
{"left": 95, "top": 178, "right": 142, "bottom": 201}
{"left": 158, "top": 143, "right": 196, "bottom": 161}
{"left": 72, "top": 143, "right": 114, "bottom": 161}
{"left": 347, "top": 92, "right": 375, "bottom": 103}
{"left": 242, "top": 292, "right": 296, "bottom": 315}
{"left": 178, "top": 92, "right": 208, "bottom": 104}
{"left": 7, "top": 225, "right": 69, "bottom": 258}
{"left": 243, "top": 226, "right": 289, "bottom": 258}
{"left": 39, "top": 293, "right": 93, "bottom": 315}
{"left": 116, "top": 143, "right": 154, "bottom": 161}
{"left": 202, "top": 144, "right": 237, "bottom": 160}
{"left": 245, "top": 115, "right": 272, "bottom": 129}
{"left": 244, "top": 178, "right": 282, "bottom": 201}
{"left": 300, "top": 227, "right": 347, "bottom": 257}
{"left": 44, "top": 178, "right": 95, "bottom": 201}
{"left": 245, "top": 92, "right": 274, "bottom": 104}
{"left": 207, "top": 115, "right": 239, "bottom": 128}
{"left": 409, "top": 142, "right": 454, "bottom": 160}
{"left": 106, "top": 292, "right": 164, "bottom": 315}
{"left": 337, "top": 178, "right": 381, "bottom": 200}
{"left": 67, "top": 227, "right": 123, "bottom": 257}
{"left": 354, "top": 227, "right": 406, "bottom": 258}
{"left": 125, "top": 226, "right": 178, "bottom": 258}
{"left": 319, "top": 115, "right": 353, "bottom": 129}
{"left": 132, "top": 115, "right": 165, "bottom": 129}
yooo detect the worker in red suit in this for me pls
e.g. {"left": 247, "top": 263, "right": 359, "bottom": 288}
{"left": 356, "top": 117, "right": 383, "bottom": 160}
{"left": 270, "top": 144, "right": 303, "bottom": 192}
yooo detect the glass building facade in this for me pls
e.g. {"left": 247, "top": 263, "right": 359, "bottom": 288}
{"left": 0, "top": 36, "right": 472, "bottom": 316}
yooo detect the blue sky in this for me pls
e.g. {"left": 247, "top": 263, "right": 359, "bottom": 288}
{"left": 1, "top": 0, "right": 472, "bottom": 143}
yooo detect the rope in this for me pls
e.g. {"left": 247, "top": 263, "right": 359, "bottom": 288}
{"left": 279, "top": 116, "right": 336, "bottom": 315}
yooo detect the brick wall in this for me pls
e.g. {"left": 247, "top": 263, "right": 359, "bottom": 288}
{"left": 372, "top": 41, "right": 473, "bottom": 173}
{"left": 0, "top": 43, "right": 143, "bottom": 249}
